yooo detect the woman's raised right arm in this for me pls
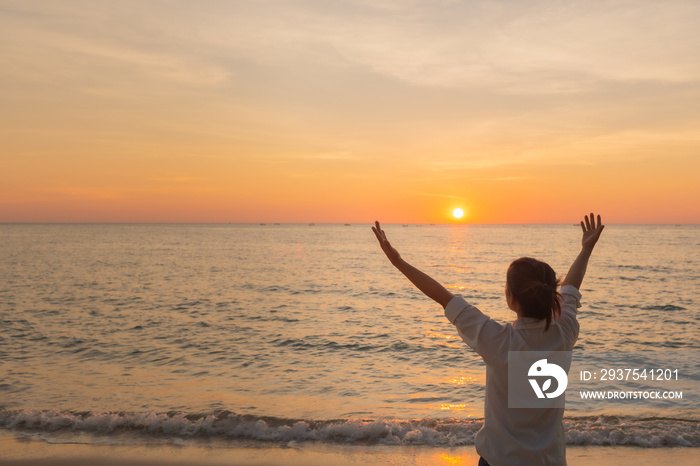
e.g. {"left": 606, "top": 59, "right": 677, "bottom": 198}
{"left": 561, "top": 213, "right": 605, "bottom": 290}
{"left": 372, "top": 221, "right": 454, "bottom": 308}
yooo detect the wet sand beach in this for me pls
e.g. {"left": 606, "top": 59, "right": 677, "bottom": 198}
{"left": 1, "top": 434, "right": 699, "bottom": 466}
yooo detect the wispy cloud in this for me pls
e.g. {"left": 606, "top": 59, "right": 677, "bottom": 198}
{"left": 193, "top": 0, "right": 700, "bottom": 90}
{"left": 150, "top": 176, "right": 202, "bottom": 183}
{"left": 5, "top": 0, "right": 700, "bottom": 93}
{"left": 0, "top": 2, "right": 231, "bottom": 91}
{"left": 403, "top": 191, "right": 464, "bottom": 200}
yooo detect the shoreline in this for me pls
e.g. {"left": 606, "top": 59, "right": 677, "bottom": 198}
{"left": 1, "top": 434, "right": 698, "bottom": 466}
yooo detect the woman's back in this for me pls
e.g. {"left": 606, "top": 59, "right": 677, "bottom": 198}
{"left": 372, "top": 214, "right": 604, "bottom": 465}
{"left": 445, "top": 285, "right": 582, "bottom": 465}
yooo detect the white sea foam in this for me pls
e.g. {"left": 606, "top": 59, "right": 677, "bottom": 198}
{"left": 1, "top": 410, "right": 698, "bottom": 447}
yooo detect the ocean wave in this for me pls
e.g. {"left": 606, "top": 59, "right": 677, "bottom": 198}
{"left": 1, "top": 410, "right": 698, "bottom": 447}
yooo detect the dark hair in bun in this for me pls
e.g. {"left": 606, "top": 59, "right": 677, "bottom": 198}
{"left": 507, "top": 257, "right": 562, "bottom": 331}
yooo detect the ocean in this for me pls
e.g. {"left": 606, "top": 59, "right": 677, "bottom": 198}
{"left": 1, "top": 223, "right": 699, "bottom": 449}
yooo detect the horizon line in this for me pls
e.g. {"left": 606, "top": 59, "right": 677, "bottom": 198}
{"left": 1, "top": 222, "right": 697, "bottom": 226}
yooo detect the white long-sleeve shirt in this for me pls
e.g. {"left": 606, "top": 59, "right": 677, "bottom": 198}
{"left": 444, "top": 285, "right": 582, "bottom": 466}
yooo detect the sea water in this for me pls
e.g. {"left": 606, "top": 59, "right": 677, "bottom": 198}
{"left": 1, "top": 223, "right": 699, "bottom": 447}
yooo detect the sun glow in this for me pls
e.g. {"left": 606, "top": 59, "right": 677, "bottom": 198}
{"left": 453, "top": 208, "right": 464, "bottom": 219}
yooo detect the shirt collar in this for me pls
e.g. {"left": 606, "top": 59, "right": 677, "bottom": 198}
{"left": 513, "top": 317, "right": 547, "bottom": 329}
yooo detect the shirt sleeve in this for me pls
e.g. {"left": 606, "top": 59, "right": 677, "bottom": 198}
{"left": 560, "top": 285, "right": 582, "bottom": 310}
{"left": 444, "top": 295, "right": 508, "bottom": 364}
{"left": 558, "top": 285, "right": 581, "bottom": 349}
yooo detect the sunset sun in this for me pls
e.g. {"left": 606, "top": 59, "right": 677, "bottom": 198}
{"left": 453, "top": 208, "right": 464, "bottom": 219}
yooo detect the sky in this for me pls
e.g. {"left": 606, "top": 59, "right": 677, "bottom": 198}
{"left": 1, "top": 0, "right": 699, "bottom": 224}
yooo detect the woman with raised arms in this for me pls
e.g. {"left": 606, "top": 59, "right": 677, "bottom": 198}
{"left": 372, "top": 214, "right": 605, "bottom": 466}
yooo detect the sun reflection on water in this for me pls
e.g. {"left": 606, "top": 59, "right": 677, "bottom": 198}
{"left": 448, "top": 375, "right": 482, "bottom": 385}
{"left": 439, "top": 403, "right": 468, "bottom": 411}
{"left": 435, "top": 451, "right": 480, "bottom": 465}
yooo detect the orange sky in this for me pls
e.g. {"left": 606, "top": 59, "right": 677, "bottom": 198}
{"left": 1, "top": 1, "right": 699, "bottom": 224}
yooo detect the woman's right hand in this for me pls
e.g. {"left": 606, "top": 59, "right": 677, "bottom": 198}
{"left": 581, "top": 213, "right": 604, "bottom": 250}
{"left": 372, "top": 221, "right": 402, "bottom": 266}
